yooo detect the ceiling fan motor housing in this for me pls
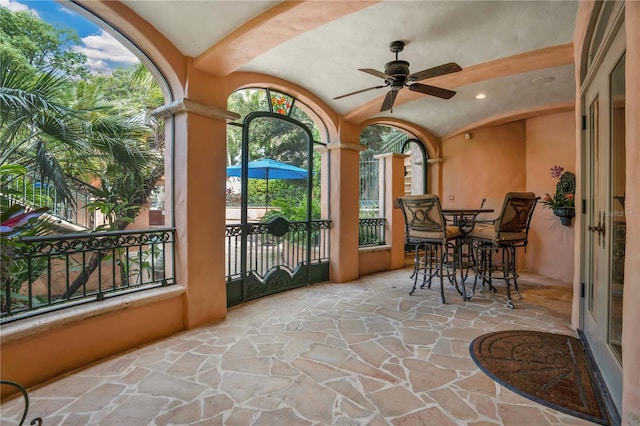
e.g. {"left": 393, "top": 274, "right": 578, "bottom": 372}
{"left": 384, "top": 60, "right": 410, "bottom": 77}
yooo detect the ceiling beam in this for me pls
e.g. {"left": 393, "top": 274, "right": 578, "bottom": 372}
{"left": 344, "top": 43, "right": 574, "bottom": 124}
{"left": 194, "top": 1, "right": 379, "bottom": 76}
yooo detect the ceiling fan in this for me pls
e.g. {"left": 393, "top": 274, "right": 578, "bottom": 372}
{"left": 334, "top": 40, "right": 462, "bottom": 112}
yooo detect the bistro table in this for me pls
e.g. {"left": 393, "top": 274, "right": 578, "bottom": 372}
{"left": 442, "top": 208, "right": 494, "bottom": 300}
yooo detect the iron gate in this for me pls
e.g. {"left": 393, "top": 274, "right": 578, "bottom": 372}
{"left": 225, "top": 111, "right": 329, "bottom": 306}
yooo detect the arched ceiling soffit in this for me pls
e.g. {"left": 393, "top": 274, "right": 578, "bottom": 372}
{"left": 228, "top": 72, "right": 340, "bottom": 141}
{"left": 360, "top": 118, "right": 438, "bottom": 159}
{"left": 192, "top": 2, "right": 574, "bottom": 137}
{"left": 193, "top": 1, "right": 380, "bottom": 76}
{"left": 100, "top": 1, "right": 578, "bottom": 137}
{"left": 74, "top": 0, "right": 186, "bottom": 100}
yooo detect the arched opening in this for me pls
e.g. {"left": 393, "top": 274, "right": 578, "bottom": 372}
{"left": 358, "top": 125, "right": 429, "bottom": 247}
{"left": 0, "top": 1, "right": 177, "bottom": 322}
{"left": 224, "top": 88, "right": 330, "bottom": 306}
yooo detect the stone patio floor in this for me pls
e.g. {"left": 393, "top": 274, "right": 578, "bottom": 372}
{"left": 1, "top": 268, "right": 597, "bottom": 425}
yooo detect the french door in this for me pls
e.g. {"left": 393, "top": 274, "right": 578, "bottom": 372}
{"left": 582, "top": 24, "right": 625, "bottom": 411}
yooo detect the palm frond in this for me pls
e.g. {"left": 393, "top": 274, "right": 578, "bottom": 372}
{"left": 33, "top": 139, "right": 76, "bottom": 206}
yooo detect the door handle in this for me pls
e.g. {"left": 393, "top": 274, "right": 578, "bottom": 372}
{"left": 588, "top": 224, "right": 604, "bottom": 233}
{"left": 588, "top": 212, "right": 606, "bottom": 245}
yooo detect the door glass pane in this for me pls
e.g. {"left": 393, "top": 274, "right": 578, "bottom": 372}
{"left": 608, "top": 53, "right": 625, "bottom": 362}
{"left": 588, "top": 96, "right": 599, "bottom": 314}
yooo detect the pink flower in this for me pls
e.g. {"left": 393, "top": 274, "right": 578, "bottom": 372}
{"left": 550, "top": 165, "right": 564, "bottom": 179}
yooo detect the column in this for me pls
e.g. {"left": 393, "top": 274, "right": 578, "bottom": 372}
{"left": 154, "top": 97, "right": 239, "bottom": 328}
{"left": 325, "top": 133, "right": 365, "bottom": 283}
{"left": 376, "top": 153, "right": 409, "bottom": 270}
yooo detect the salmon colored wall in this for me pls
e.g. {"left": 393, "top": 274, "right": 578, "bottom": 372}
{"left": 621, "top": 3, "right": 640, "bottom": 423}
{"left": 440, "top": 122, "right": 526, "bottom": 210}
{"left": 525, "top": 112, "right": 575, "bottom": 282}
{"left": 1, "top": 295, "right": 184, "bottom": 398}
{"left": 359, "top": 249, "right": 390, "bottom": 276}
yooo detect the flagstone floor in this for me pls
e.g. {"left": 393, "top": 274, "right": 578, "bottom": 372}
{"left": 1, "top": 268, "right": 597, "bottom": 425}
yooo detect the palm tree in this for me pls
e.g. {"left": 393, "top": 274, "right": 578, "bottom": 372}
{"left": 1, "top": 52, "right": 165, "bottom": 298}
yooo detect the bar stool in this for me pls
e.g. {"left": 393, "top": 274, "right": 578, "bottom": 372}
{"left": 475, "top": 197, "right": 504, "bottom": 226}
{"left": 468, "top": 192, "right": 539, "bottom": 308}
{"left": 398, "top": 195, "right": 463, "bottom": 303}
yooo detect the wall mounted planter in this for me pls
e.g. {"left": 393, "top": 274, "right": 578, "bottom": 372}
{"left": 553, "top": 207, "right": 575, "bottom": 226}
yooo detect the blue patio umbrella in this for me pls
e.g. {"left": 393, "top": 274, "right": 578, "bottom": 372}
{"left": 226, "top": 158, "right": 308, "bottom": 209}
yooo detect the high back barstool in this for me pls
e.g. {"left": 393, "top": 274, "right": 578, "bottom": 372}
{"left": 468, "top": 192, "right": 538, "bottom": 308}
{"left": 398, "top": 195, "right": 462, "bottom": 303}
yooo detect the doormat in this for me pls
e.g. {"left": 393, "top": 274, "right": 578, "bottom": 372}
{"left": 469, "top": 330, "right": 609, "bottom": 425}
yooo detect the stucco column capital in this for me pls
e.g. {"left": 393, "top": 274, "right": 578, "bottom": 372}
{"left": 325, "top": 142, "right": 367, "bottom": 153}
{"left": 373, "top": 152, "right": 409, "bottom": 160}
{"left": 152, "top": 98, "right": 240, "bottom": 122}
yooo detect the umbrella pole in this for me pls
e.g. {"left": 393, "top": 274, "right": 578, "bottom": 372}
{"left": 265, "top": 170, "right": 269, "bottom": 212}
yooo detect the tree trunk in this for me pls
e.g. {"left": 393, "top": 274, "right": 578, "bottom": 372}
{"left": 60, "top": 165, "right": 164, "bottom": 299}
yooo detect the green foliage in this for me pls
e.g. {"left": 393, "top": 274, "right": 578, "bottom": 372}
{"left": 0, "top": 203, "right": 50, "bottom": 302}
{"left": 226, "top": 88, "right": 320, "bottom": 167}
{"left": 0, "top": 7, "right": 89, "bottom": 78}
{"left": 1, "top": 39, "right": 164, "bottom": 229}
{"left": 90, "top": 65, "right": 163, "bottom": 116}
{"left": 0, "top": 4, "right": 167, "bottom": 303}
{"left": 360, "top": 124, "right": 410, "bottom": 160}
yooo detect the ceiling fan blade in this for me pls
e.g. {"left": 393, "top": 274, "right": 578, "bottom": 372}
{"left": 359, "top": 68, "right": 393, "bottom": 80}
{"left": 407, "top": 62, "right": 462, "bottom": 82}
{"left": 380, "top": 90, "right": 399, "bottom": 112}
{"left": 333, "top": 84, "right": 387, "bottom": 100}
{"left": 408, "top": 83, "right": 456, "bottom": 99}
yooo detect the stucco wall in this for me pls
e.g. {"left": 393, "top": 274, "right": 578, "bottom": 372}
{"left": 525, "top": 112, "right": 576, "bottom": 282}
{"left": 440, "top": 122, "right": 526, "bottom": 210}
{"left": 1, "top": 290, "right": 185, "bottom": 398}
{"left": 440, "top": 118, "right": 575, "bottom": 282}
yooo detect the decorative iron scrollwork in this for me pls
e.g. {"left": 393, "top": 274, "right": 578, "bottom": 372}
{"left": 0, "top": 380, "right": 43, "bottom": 425}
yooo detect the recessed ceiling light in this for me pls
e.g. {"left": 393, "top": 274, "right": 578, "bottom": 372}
{"left": 475, "top": 93, "right": 486, "bottom": 100}
{"left": 531, "top": 76, "right": 556, "bottom": 85}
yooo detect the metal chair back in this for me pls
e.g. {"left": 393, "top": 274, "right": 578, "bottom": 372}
{"left": 476, "top": 197, "right": 504, "bottom": 224}
{"left": 398, "top": 194, "right": 447, "bottom": 242}
{"left": 495, "top": 192, "right": 538, "bottom": 235}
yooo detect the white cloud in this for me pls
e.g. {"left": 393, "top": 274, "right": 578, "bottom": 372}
{"left": 0, "top": 0, "right": 36, "bottom": 15}
{"left": 73, "top": 30, "right": 139, "bottom": 74}
{"left": 85, "top": 58, "right": 111, "bottom": 75}
{"left": 56, "top": 4, "right": 78, "bottom": 16}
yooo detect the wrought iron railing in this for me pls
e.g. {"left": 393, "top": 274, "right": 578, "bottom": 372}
{"left": 225, "top": 220, "right": 330, "bottom": 280}
{"left": 381, "top": 132, "right": 410, "bottom": 154}
{"left": 1, "top": 228, "right": 175, "bottom": 324}
{"left": 359, "top": 218, "right": 386, "bottom": 247}
{"left": 359, "top": 159, "right": 379, "bottom": 212}
{"left": 3, "top": 170, "right": 106, "bottom": 230}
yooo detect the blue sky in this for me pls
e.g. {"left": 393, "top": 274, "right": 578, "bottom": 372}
{"left": 1, "top": 0, "right": 139, "bottom": 73}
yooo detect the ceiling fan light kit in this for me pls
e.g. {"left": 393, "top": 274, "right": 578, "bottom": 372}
{"left": 334, "top": 40, "right": 462, "bottom": 112}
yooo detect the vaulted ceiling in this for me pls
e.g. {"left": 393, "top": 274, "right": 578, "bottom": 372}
{"left": 114, "top": 0, "right": 579, "bottom": 138}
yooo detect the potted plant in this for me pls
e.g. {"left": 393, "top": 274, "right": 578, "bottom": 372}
{"left": 540, "top": 165, "right": 576, "bottom": 226}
